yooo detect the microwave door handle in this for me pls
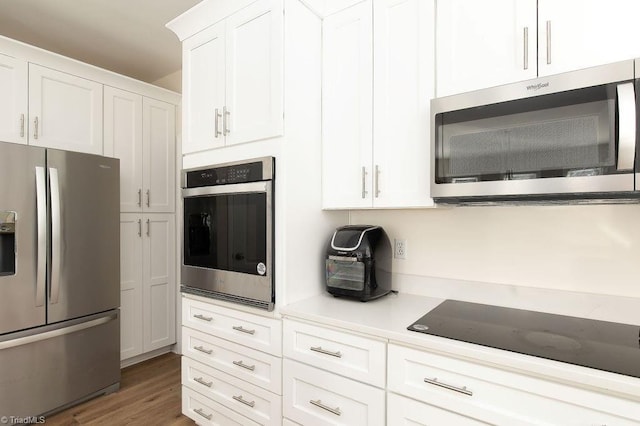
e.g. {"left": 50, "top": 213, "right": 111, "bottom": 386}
{"left": 616, "top": 82, "right": 636, "bottom": 171}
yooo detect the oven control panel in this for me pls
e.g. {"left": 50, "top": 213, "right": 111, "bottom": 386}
{"left": 184, "top": 158, "right": 274, "bottom": 188}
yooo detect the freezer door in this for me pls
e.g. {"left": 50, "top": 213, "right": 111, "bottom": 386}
{"left": 0, "top": 142, "right": 46, "bottom": 335}
{"left": 47, "top": 149, "right": 120, "bottom": 323}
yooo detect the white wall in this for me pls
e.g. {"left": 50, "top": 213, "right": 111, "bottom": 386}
{"left": 350, "top": 204, "right": 640, "bottom": 298}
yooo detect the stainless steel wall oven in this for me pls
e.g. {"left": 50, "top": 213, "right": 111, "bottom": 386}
{"left": 181, "top": 157, "right": 274, "bottom": 311}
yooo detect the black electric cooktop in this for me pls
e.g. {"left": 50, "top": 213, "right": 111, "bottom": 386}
{"left": 408, "top": 300, "right": 640, "bottom": 378}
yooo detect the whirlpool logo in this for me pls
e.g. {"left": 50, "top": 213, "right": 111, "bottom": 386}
{"left": 527, "top": 82, "right": 550, "bottom": 91}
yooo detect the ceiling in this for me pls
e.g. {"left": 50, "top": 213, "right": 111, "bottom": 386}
{"left": 0, "top": 0, "right": 201, "bottom": 91}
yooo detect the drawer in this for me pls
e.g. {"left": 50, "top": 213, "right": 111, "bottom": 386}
{"left": 182, "top": 297, "right": 282, "bottom": 356}
{"left": 283, "top": 359, "right": 385, "bottom": 426}
{"left": 182, "top": 385, "right": 260, "bottom": 426}
{"left": 282, "top": 419, "right": 301, "bottom": 426}
{"left": 388, "top": 344, "right": 640, "bottom": 425}
{"left": 182, "top": 357, "right": 282, "bottom": 426}
{"left": 183, "top": 326, "right": 282, "bottom": 394}
{"left": 283, "top": 319, "right": 386, "bottom": 387}
{"left": 388, "top": 392, "right": 489, "bottom": 426}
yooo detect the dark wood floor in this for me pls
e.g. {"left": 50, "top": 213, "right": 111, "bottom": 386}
{"left": 45, "top": 353, "right": 195, "bottom": 425}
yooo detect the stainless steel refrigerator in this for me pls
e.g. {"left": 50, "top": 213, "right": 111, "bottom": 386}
{"left": 0, "top": 141, "right": 120, "bottom": 416}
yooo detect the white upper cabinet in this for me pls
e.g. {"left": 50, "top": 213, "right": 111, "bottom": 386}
{"left": 0, "top": 54, "right": 27, "bottom": 144}
{"left": 436, "top": 0, "right": 536, "bottom": 97}
{"left": 181, "top": 0, "right": 283, "bottom": 154}
{"left": 537, "top": 0, "right": 640, "bottom": 76}
{"left": 322, "top": 0, "right": 434, "bottom": 209}
{"left": 28, "top": 64, "right": 103, "bottom": 154}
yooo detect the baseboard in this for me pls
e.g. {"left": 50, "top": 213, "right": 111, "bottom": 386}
{"left": 120, "top": 345, "right": 176, "bottom": 368}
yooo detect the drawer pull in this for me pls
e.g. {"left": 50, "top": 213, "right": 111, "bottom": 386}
{"left": 232, "top": 325, "right": 256, "bottom": 335}
{"left": 194, "top": 313, "right": 213, "bottom": 322}
{"left": 424, "top": 377, "right": 473, "bottom": 396}
{"left": 194, "top": 376, "right": 213, "bottom": 388}
{"left": 310, "top": 346, "right": 343, "bottom": 358}
{"left": 194, "top": 408, "right": 212, "bottom": 420}
{"left": 194, "top": 345, "right": 213, "bottom": 355}
{"left": 232, "top": 394, "right": 256, "bottom": 408}
{"left": 232, "top": 360, "right": 256, "bottom": 371}
{"left": 310, "top": 399, "right": 341, "bottom": 416}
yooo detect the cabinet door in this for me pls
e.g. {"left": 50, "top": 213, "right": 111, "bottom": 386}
{"left": 388, "top": 393, "right": 489, "bottom": 426}
{"left": 436, "top": 0, "right": 537, "bottom": 97}
{"left": 224, "top": 0, "right": 283, "bottom": 146}
{"left": 0, "top": 54, "right": 27, "bottom": 144}
{"left": 373, "top": 0, "right": 434, "bottom": 208}
{"left": 142, "top": 214, "right": 176, "bottom": 352}
{"left": 104, "top": 87, "right": 143, "bottom": 212}
{"left": 538, "top": 0, "right": 640, "bottom": 76}
{"left": 28, "top": 64, "right": 103, "bottom": 154}
{"left": 120, "top": 214, "right": 144, "bottom": 360}
{"left": 322, "top": 0, "right": 373, "bottom": 209}
{"left": 183, "top": 21, "right": 226, "bottom": 154}
{"left": 143, "top": 98, "right": 176, "bottom": 213}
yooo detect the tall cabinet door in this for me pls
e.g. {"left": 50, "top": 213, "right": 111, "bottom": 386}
{"left": 183, "top": 21, "right": 226, "bottom": 154}
{"left": 142, "top": 214, "right": 176, "bottom": 352}
{"left": 104, "top": 87, "right": 143, "bottom": 212}
{"left": 373, "top": 0, "right": 434, "bottom": 208}
{"left": 143, "top": 98, "right": 176, "bottom": 213}
{"left": 119, "top": 214, "right": 144, "bottom": 360}
{"left": 322, "top": 0, "right": 373, "bottom": 209}
{"left": 436, "top": 0, "right": 536, "bottom": 97}
{"left": 538, "top": 0, "right": 640, "bottom": 76}
{"left": 225, "top": 0, "right": 284, "bottom": 146}
{"left": 28, "top": 64, "right": 103, "bottom": 155}
{"left": 0, "top": 54, "right": 27, "bottom": 144}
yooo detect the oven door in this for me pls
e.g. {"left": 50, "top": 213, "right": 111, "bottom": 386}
{"left": 182, "top": 181, "right": 273, "bottom": 310}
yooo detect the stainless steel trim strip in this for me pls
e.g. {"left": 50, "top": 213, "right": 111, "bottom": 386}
{"left": 182, "top": 180, "right": 269, "bottom": 197}
{"left": 616, "top": 82, "right": 636, "bottom": 170}
{"left": 424, "top": 377, "right": 473, "bottom": 396}
{"left": 310, "top": 399, "right": 341, "bottom": 416}
{"left": 232, "top": 395, "right": 255, "bottom": 408}
{"left": 0, "top": 313, "right": 117, "bottom": 350}
{"left": 35, "top": 167, "right": 46, "bottom": 307}
{"left": 310, "top": 346, "right": 342, "bottom": 358}
{"left": 232, "top": 325, "right": 255, "bottom": 335}
{"left": 49, "top": 167, "right": 61, "bottom": 304}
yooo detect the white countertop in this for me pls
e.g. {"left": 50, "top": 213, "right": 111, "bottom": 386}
{"left": 280, "top": 291, "right": 640, "bottom": 401}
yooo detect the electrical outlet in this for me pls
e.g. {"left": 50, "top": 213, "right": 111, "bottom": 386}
{"left": 394, "top": 239, "right": 407, "bottom": 259}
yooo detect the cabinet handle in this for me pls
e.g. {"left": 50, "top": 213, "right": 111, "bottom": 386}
{"left": 33, "top": 116, "right": 39, "bottom": 139}
{"left": 310, "top": 346, "right": 342, "bottom": 358}
{"left": 232, "top": 360, "right": 255, "bottom": 371}
{"left": 146, "top": 189, "right": 150, "bottom": 207}
{"left": 546, "top": 20, "right": 552, "bottom": 64}
{"left": 310, "top": 399, "right": 341, "bottom": 416}
{"left": 223, "top": 106, "right": 230, "bottom": 136}
{"left": 361, "top": 167, "right": 368, "bottom": 199}
{"left": 523, "top": 27, "right": 529, "bottom": 70}
{"left": 137, "top": 189, "right": 142, "bottom": 207}
{"left": 232, "top": 325, "right": 255, "bottom": 335}
{"left": 214, "top": 108, "right": 222, "bottom": 138}
{"left": 374, "top": 165, "right": 380, "bottom": 198}
{"left": 20, "top": 114, "right": 25, "bottom": 138}
{"left": 193, "top": 408, "right": 212, "bottom": 421}
{"left": 194, "top": 313, "right": 213, "bottom": 322}
{"left": 137, "top": 219, "right": 142, "bottom": 237}
{"left": 194, "top": 377, "right": 213, "bottom": 388}
{"left": 146, "top": 218, "right": 150, "bottom": 237}
{"left": 232, "top": 395, "right": 255, "bottom": 408}
{"left": 194, "top": 345, "right": 213, "bottom": 355}
{"left": 424, "top": 377, "right": 473, "bottom": 396}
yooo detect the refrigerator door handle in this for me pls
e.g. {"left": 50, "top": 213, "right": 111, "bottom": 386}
{"left": 35, "top": 167, "right": 47, "bottom": 307}
{"left": 49, "top": 167, "right": 62, "bottom": 304}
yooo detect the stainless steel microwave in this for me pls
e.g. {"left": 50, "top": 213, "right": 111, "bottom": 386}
{"left": 431, "top": 59, "right": 640, "bottom": 204}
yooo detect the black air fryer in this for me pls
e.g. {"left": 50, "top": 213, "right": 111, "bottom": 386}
{"left": 325, "top": 225, "right": 392, "bottom": 301}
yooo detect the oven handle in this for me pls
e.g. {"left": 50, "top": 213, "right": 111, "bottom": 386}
{"left": 182, "top": 180, "right": 270, "bottom": 197}
{"left": 616, "top": 82, "right": 636, "bottom": 171}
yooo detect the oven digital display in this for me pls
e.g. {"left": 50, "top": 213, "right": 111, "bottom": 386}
{"left": 186, "top": 162, "right": 264, "bottom": 187}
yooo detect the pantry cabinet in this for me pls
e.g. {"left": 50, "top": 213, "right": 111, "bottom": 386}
{"left": 119, "top": 214, "right": 176, "bottom": 361}
{"left": 437, "top": 0, "right": 640, "bottom": 97}
{"left": 322, "top": 0, "right": 434, "bottom": 209}
{"left": 180, "top": 0, "right": 283, "bottom": 154}
{"left": 0, "top": 54, "right": 27, "bottom": 144}
{"left": 104, "top": 87, "right": 176, "bottom": 213}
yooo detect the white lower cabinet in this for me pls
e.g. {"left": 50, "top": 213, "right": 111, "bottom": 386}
{"left": 181, "top": 296, "right": 282, "bottom": 426}
{"left": 283, "top": 359, "right": 385, "bottom": 426}
{"left": 387, "top": 392, "right": 489, "bottom": 426}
